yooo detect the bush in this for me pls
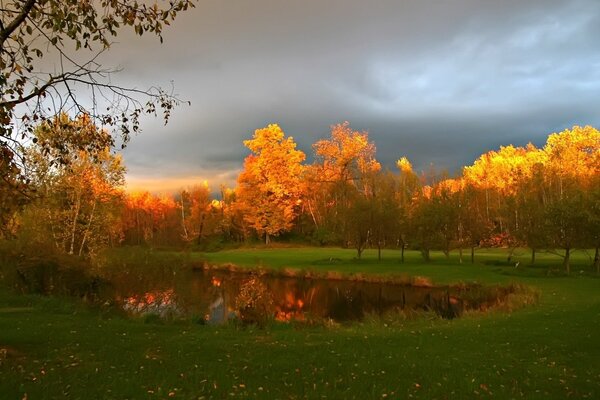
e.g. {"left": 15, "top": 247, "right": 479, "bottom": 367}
{"left": 234, "top": 276, "right": 273, "bottom": 327}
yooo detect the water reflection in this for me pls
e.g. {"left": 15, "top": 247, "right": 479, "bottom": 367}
{"left": 10, "top": 264, "right": 515, "bottom": 323}
{"left": 123, "top": 289, "right": 177, "bottom": 317}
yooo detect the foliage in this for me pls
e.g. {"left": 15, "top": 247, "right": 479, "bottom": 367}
{"left": 236, "top": 124, "right": 305, "bottom": 244}
{"left": 306, "top": 122, "right": 382, "bottom": 255}
{"left": 18, "top": 115, "right": 125, "bottom": 256}
{"left": 3, "top": 119, "right": 599, "bottom": 272}
{"left": 234, "top": 276, "right": 274, "bottom": 327}
{"left": 0, "top": 0, "right": 195, "bottom": 234}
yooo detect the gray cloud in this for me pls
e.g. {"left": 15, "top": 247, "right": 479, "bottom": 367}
{"left": 109, "top": 0, "right": 600, "bottom": 189}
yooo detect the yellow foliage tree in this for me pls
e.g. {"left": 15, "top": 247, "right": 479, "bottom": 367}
{"left": 236, "top": 124, "right": 306, "bottom": 244}
{"left": 313, "top": 121, "right": 381, "bottom": 183}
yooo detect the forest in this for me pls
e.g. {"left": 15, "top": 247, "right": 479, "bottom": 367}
{"left": 2, "top": 116, "right": 598, "bottom": 273}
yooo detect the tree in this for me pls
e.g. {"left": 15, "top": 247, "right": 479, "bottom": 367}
{"left": 409, "top": 178, "right": 460, "bottom": 263}
{"left": 20, "top": 115, "right": 125, "bottom": 256}
{"left": 368, "top": 171, "right": 401, "bottom": 261}
{"left": 179, "top": 182, "right": 223, "bottom": 245}
{"left": 512, "top": 154, "right": 548, "bottom": 264}
{"left": 395, "top": 157, "right": 420, "bottom": 262}
{"left": 1, "top": 0, "right": 195, "bottom": 232}
{"left": 122, "top": 191, "right": 180, "bottom": 247}
{"left": 542, "top": 126, "right": 600, "bottom": 273}
{"left": 236, "top": 124, "right": 305, "bottom": 244}
{"left": 307, "top": 122, "right": 381, "bottom": 249}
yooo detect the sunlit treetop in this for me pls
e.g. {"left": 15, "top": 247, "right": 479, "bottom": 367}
{"left": 543, "top": 125, "right": 600, "bottom": 180}
{"left": 313, "top": 121, "right": 380, "bottom": 183}
{"left": 396, "top": 157, "right": 414, "bottom": 175}
{"left": 463, "top": 143, "right": 545, "bottom": 194}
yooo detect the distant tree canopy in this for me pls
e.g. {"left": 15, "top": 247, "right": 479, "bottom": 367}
{"left": 3, "top": 119, "right": 599, "bottom": 274}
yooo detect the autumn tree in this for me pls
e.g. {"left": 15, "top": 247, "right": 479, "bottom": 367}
{"left": 0, "top": 0, "right": 195, "bottom": 233}
{"left": 455, "top": 181, "right": 487, "bottom": 263}
{"left": 367, "top": 171, "right": 402, "bottom": 261}
{"left": 122, "top": 191, "right": 181, "bottom": 247}
{"left": 395, "top": 157, "right": 420, "bottom": 262}
{"left": 179, "top": 182, "right": 223, "bottom": 245}
{"left": 511, "top": 151, "right": 548, "bottom": 264}
{"left": 409, "top": 176, "right": 460, "bottom": 263}
{"left": 463, "top": 144, "right": 536, "bottom": 259}
{"left": 236, "top": 124, "right": 305, "bottom": 244}
{"left": 308, "top": 122, "right": 381, "bottom": 249}
{"left": 20, "top": 115, "right": 125, "bottom": 256}
{"left": 542, "top": 126, "right": 600, "bottom": 273}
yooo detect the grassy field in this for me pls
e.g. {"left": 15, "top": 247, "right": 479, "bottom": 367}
{"left": 198, "top": 246, "right": 597, "bottom": 283}
{"left": 1, "top": 247, "right": 599, "bottom": 399}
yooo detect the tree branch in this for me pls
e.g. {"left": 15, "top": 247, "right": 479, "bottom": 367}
{"left": 0, "top": 0, "right": 37, "bottom": 48}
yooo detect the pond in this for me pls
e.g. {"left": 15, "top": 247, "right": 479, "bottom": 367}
{"left": 8, "top": 262, "right": 517, "bottom": 323}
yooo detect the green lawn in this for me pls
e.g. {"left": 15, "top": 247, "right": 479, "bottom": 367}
{"left": 198, "top": 246, "right": 595, "bottom": 284}
{"left": 1, "top": 247, "right": 599, "bottom": 399}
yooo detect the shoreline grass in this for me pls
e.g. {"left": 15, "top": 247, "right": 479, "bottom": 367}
{"left": 1, "top": 246, "right": 599, "bottom": 399}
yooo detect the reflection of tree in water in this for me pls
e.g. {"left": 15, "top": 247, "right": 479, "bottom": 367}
{"left": 122, "top": 289, "right": 181, "bottom": 317}
{"left": 207, "top": 276, "right": 228, "bottom": 324}
{"left": 103, "top": 271, "right": 509, "bottom": 324}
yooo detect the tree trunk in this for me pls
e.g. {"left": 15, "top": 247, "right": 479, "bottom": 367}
{"left": 507, "top": 247, "right": 514, "bottom": 263}
{"left": 563, "top": 247, "right": 570, "bottom": 274}
{"left": 421, "top": 248, "right": 430, "bottom": 262}
{"left": 377, "top": 243, "right": 381, "bottom": 262}
{"left": 265, "top": 232, "right": 270, "bottom": 245}
{"left": 443, "top": 247, "right": 450, "bottom": 260}
{"left": 401, "top": 244, "right": 405, "bottom": 264}
{"left": 458, "top": 246, "right": 463, "bottom": 264}
{"left": 78, "top": 198, "right": 97, "bottom": 256}
{"left": 357, "top": 247, "right": 363, "bottom": 259}
{"left": 531, "top": 248, "right": 536, "bottom": 265}
{"left": 197, "top": 213, "right": 205, "bottom": 244}
{"left": 307, "top": 200, "right": 319, "bottom": 229}
{"left": 471, "top": 246, "right": 475, "bottom": 264}
{"left": 594, "top": 246, "right": 599, "bottom": 275}
{"left": 180, "top": 196, "right": 188, "bottom": 241}
{"left": 485, "top": 188, "right": 490, "bottom": 221}
{"left": 68, "top": 190, "right": 82, "bottom": 255}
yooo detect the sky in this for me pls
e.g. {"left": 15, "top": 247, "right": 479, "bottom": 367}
{"left": 102, "top": 0, "right": 600, "bottom": 193}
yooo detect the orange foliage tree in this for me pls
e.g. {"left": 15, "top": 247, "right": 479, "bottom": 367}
{"left": 307, "top": 122, "right": 381, "bottom": 251}
{"left": 20, "top": 115, "right": 125, "bottom": 256}
{"left": 236, "top": 124, "right": 306, "bottom": 244}
{"left": 542, "top": 126, "right": 600, "bottom": 271}
{"left": 122, "top": 191, "right": 180, "bottom": 246}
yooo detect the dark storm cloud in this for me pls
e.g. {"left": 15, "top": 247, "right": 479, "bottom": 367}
{"left": 114, "top": 0, "right": 600, "bottom": 190}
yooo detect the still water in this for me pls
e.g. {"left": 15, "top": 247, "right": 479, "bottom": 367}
{"left": 11, "top": 263, "right": 514, "bottom": 322}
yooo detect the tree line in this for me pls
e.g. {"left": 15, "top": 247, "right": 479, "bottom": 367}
{"left": 2, "top": 117, "right": 599, "bottom": 273}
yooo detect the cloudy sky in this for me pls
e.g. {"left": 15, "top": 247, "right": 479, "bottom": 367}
{"left": 105, "top": 0, "right": 600, "bottom": 192}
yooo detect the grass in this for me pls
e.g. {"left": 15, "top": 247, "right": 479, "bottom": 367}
{"left": 197, "top": 247, "right": 596, "bottom": 284}
{"left": 1, "top": 247, "right": 599, "bottom": 399}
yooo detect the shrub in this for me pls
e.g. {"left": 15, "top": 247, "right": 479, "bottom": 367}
{"left": 234, "top": 276, "right": 274, "bottom": 327}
